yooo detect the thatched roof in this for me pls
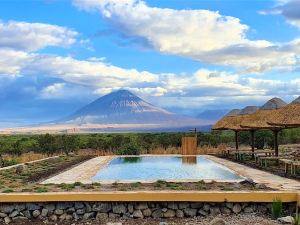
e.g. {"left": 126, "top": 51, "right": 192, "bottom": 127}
{"left": 268, "top": 96, "right": 300, "bottom": 127}
{"left": 213, "top": 107, "right": 258, "bottom": 131}
{"left": 241, "top": 98, "right": 287, "bottom": 129}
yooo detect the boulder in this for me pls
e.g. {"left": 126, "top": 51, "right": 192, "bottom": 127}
{"left": 152, "top": 209, "right": 163, "bottom": 218}
{"left": 210, "top": 207, "right": 221, "bottom": 216}
{"left": 135, "top": 203, "right": 148, "bottom": 210}
{"left": 203, "top": 204, "right": 211, "bottom": 211}
{"left": 142, "top": 208, "right": 152, "bottom": 217}
{"left": 112, "top": 204, "right": 127, "bottom": 214}
{"left": 278, "top": 216, "right": 293, "bottom": 224}
{"left": 0, "top": 205, "right": 15, "bottom": 214}
{"left": 41, "top": 208, "right": 48, "bottom": 217}
{"left": 83, "top": 212, "right": 95, "bottom": 220}
{"left": 183, "top": 208, "right": 197, "bottom": 217}
{"left": 32, "top": 210, "right": 40, "bottom": 218}
{"left": 175, "top": 209, "right": 184, "bottom": 218}
{"left": 93, "top": 203, "right": 112, "bottom": 213}
{"left": 133, "top": 210, "right": 143, "bottom": 218}
{"left": 198, "top": 209, "right": 208, "bottom": 216}
{"left": 55, "top": 209, "right": 64, "bottom": 215}
{"left": 4, "top": 216, "right": 11, "bottom": 224}
{"left": 232, "top": 204, "right": 242, "bottom": 214}
{"left": 164, "top": 209, "right": 175, "bottom": 218}
{"left": 8, "top": 210, "right": 18, "bottom": 218}
{"left": 96, "top": 212, "right": 108, "bottom": 220}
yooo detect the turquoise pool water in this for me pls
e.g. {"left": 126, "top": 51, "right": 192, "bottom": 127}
{"left": 92, "top": 156, "right": 242, "bottom": 181}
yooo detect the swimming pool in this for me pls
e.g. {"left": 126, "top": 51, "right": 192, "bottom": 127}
{"left": 92, "top": 156, "right": 243, "bottom": 182}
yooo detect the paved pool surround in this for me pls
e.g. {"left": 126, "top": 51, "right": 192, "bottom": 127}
{"left": 42, "top": 155, "right": 300, "bottom": 192}
{"left": 0, "top": 201, "right": 296, "bottom": 223}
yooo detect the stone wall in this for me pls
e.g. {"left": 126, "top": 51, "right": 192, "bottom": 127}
{"left": 0, "top": 201, "right": 296, "bottom": 223}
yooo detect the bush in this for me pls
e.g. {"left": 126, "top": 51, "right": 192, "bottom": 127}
{"left": 118, "top": 143, "right": 141, "bottom": 155}
{"left": 271, "top": 198, "right": 282, "bottom": 219}
{"left": 293, "top": 214, "right": 300, "bottom": 225}
{"left": 2, "top": 159, "right": 19, "bottom": 167}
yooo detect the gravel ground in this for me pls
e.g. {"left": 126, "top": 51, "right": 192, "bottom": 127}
{"left": 0, "top": 213, "right": 282, "bottom": 225}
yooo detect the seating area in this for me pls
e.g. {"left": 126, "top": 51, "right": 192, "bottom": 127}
{"left": 214, "top": 97, "right": 300, "bottom": 180}
{"left": 219, "top": 146, "right": 300, "bottom": 178}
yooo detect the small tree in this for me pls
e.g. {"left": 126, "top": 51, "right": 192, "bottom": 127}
{"left": 37, "top": 133, "right": 57, "bottom": 156}
{"left": 0, "top": 141, "right": 8, "bottom": 167}
{"left": 118, "top": 143, "right": 141, "bottom": 155}
{"left": 59, "top": 135, "right": 80, "bottom": 155}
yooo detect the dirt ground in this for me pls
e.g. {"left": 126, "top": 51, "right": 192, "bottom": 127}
{"left": 0, "top": 214, "right": 282, "bottom": 225}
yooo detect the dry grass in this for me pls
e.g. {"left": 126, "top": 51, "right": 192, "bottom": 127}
{"left": 78, "top": 145, "right": 224, "bottom": 156}
{"left": 3, "top": 153, "right": 49, "bottom": 164}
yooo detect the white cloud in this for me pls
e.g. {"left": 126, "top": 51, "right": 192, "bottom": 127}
{"left": 40, "top": 83, "right": 66, "bottom": 99}
{"left": 0, "top": 20, "right": 78, "bottom": 51}
{"left": 72, "top": 0, "right": 300, "bottom": 73}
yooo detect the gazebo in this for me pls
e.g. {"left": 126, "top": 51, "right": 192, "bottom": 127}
{"left": 213, "top": 106, "right": 258, "bottom": 150}
{"left": 241, "top": 98, "right": 287, "bottom": 157}
{"left": 268, "top": 96, "right": 300, "bottom": 128}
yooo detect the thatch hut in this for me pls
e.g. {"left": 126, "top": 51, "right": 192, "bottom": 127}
{"left": 268, "top": 96, "right": 300, "bottom": 128}
{"left": 241, "top": 98, "right": 287, "bottom": 156}
{"left": 213, "top": 106, "right": 258, "bottom": 150}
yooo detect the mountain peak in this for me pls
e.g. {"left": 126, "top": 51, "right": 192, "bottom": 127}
{"left": 59, "top": 89, "right": 205, "bottom": 127}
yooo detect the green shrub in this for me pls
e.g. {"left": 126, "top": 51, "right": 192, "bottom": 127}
{"left": 292, "top": 214, "right": 300, "bottom": 225}
{"left": 130, "top": 182, "right": 142, "bottom": 189}
{"left": 35, "top": 187, "right": 48, "bottom": 193}
{"left": 2, "top": 159, "right": 19, "bottom": 167}
{"left": 117, "top": 143, "right": 141, "bottom": 155}
{"left": 2, "top": 189, "right": 14, "bottom": 193}
{"left": 271, "top": 198, "right": 282, "bottom": 219}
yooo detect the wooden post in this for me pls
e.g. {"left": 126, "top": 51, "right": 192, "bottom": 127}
{"left": 273, "top": 130, "right": 279, "bottom": 157}
{"left": 235, "top": 130, "right": 239, "bottom": 151}
{"left": 250, "top": 130, "right": 255, "bottom": 159}
{"left": 181, "top": 137, "right": 197, "bottom": 155}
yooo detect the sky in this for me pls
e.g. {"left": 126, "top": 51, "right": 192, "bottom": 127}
{"left": 1, "top": 0, "right": 300, "bottom": 127}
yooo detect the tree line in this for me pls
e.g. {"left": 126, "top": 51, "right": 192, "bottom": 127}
{"left": 0, "top": 128, "right": 300, "bottom": 160}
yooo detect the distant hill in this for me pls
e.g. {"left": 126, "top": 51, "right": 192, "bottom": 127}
{"left": 58, "top": 90, "right": 210, "bottom": 131}
{"left": 197, "top": 109, "right": 229, "bottom": 123}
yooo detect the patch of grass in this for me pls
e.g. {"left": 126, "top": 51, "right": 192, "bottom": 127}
{"left": 221, "top": 186, "right": 234, "bottom": 191}
{"left": 272, "top": 197, "right": 283, "bottom": 219}
{"left": 59, "top": 183, "right": 75, "bottom": 191}
{"left": 166, "top": 183, "right": 183, "bottom": 190}
{"left": 130, "top": 182, "right": 142, "bottom": 189}
{"left": 74, "top": 182, "right": 83, "bottom": 187}
{"left": 21, "top": 188, "right": 32, "bottom": 192}
{"left": 292, "top": 214, "right": 300, "bottom": 225}
{"left": 154, "top": 180, "right": 167, "bottom": 188}
{"left": 118, "top": 187, "right": 128, "bottom": 191}
{"left": 35, "top": 187, "right": 48, "bottom": 193}
{"left": 2, "top": 188, "right": 14, "bottom": 193}
{"left": 196, "top": 181, "right": 207, "bottom": 190}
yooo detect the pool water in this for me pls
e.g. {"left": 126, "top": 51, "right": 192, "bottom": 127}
{"left": 92, "top": 156, "right": 242, "bottom": 181}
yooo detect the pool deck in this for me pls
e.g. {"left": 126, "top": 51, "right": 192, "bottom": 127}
{"left": 42, "top": 156, "right": 113, "bottom": 184}
{"left": 206, "top": 155, "right": 300, "bottom": 191}
{"left": 42, "top": 155, "right": 300, "bottom": 193}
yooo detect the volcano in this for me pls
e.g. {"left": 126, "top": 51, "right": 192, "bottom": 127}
{"left": 60, "top": 90, "right": 206, "bottom": 128}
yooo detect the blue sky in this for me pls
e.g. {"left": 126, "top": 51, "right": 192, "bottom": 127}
{"left": 1, "top": 0, "right": 300, "bottom": 127}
